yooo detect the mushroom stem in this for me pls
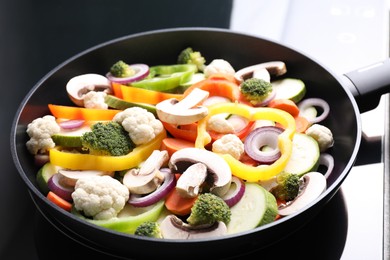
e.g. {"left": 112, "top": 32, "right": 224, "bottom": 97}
{"left": 138, "top": 150, "right": 169, "bottom": 176}
{"left": 123, "top": 150, "right": 169, "bottom": 194}
{"left": 176, "top": 162, "right": 208, "bottom": 198}
{"left": 156, "top": 88, "right": 209, "bottom": 125}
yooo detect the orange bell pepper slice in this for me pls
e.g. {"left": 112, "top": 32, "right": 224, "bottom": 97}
{"left": 182, "top": 77, "right": 241, "bottom": 102}
{"left": 48, "top": 104, "right": 121, "bottom": 121}
{"left": 114, "top": 82, "right": 183, "bottom": 105}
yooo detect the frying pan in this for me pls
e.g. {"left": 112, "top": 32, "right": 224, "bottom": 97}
{"left": 10, "top": 28, "right": 389, "bottom": 259}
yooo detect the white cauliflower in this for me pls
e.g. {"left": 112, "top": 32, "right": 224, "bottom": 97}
{"left": 26, "top": 115, "right": 61, "bottom": 155}
{"left": 212, "top": 134, "right": 244, "bottom": 160}
{"left": 83, "top": 91, "right": 108, "bottom": 109}
{"left": 203, "top": 59, "right": 235, "bottom": 78}
{"left": 305, "top": 123, "right": 334, "bottom": 152}
{"left": 113, "top": 107, "right": 164, "bottom": 145}
{"left": 207, "top": 115, "right": 234, "bottom": 134}
{"left": 72, "top": 175, "right": 129, "bottom": 220}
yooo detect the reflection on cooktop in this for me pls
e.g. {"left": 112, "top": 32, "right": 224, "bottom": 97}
{"left": 32, "top": 190, "right": 348, "bottom": 260}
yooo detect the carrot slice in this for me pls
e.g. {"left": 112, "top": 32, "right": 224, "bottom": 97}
{"left": 294, "top": 116, "right": 310, "bottom": 133}
{"left": 47, "top": 191, "right": 72, "bottom": 212}
{"left": 160, "top": 137, "right": 195, "bottom": 157}
{"left": 164, "top": 174, "right": 197, "bottom": 216}
{"left": 267, "top": 99, "right": 300, "bottom": 117}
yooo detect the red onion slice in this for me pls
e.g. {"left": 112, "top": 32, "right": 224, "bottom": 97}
{"left": 58, "top": 119, "right": 85, "bottom": 130}
{"left": 106, "top": 63, "right": 149, "bottom": 84}
{"left": 34, "top": 154, "right": 50, "bottom": 166}
{"left": 128, "top": 168, "right": 176, "bottom": 207}
{"left": 244, "top": 126, "right": 284, "bottom": 164}
{"left": 221, "top": 176, "right": 245, "bottom": 207}
{"left": 298, "top": 98, "right": 330, "bottom": 124}
{"left": 319, "top": 153, "right": 334, "bottom": 179}
{"left": 47, "top": 173, "right": 74, "bottom": 202}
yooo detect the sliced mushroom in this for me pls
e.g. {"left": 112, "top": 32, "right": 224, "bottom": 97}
{"left": 169, "top": 148, "right": 232, "bottom": 197}
{"left": 57, "top": 169, "right": 114, "bottom": 187}
{"left": 160, "top": 215, "right": 227, "bottom": 239}
{"left": 123, "top": 150, "right": 169, "bottom": 194}
{"left": 278, "top": 171, "right": 327, "bottom": 216}
{"left": 252, "top": 68, "right": 271, "bottom": 82}
{"left": 234, "top": 61, "right": 287, "bottom": 83}
{"left": 66, "top": 73, "right": 112, "bottom": 106}
{"left": 176, "top": 162, "right": 208, "bottom": 198}
{"left": 156, "top": 88, "right": 209, "bottom": 125}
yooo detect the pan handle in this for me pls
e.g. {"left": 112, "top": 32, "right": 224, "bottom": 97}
{"left": 343, "top": 58, "right": 390, "bottom": 113}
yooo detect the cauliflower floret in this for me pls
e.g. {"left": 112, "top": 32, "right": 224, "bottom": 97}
{"left": 26, "top": 115, "right": 61, "bottom": 155}
{"left": 207, "top": 115, "right": 234, "bottom": 134}
{"left": 203, "top": 59, "right": 235, "bottom": 78}
{"left": 305, "top": 123, "right": 334, "bottom": 152}
{"left": 113, "top": 107, "right": 164, "bottom": 145}
{"left": 83, "top": 91, "right": 108, "bottom": 109}
{"left": 212, "top": 134, "right": 244, "bottom": 160}
{"left": 72, "top": 175, "right": 129, "bottom": 220}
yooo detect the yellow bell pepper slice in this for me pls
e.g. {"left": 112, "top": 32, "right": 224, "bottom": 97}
{"left": 49, "top": 130, "right": 166, "bottom": 171}
{"left": 195, "top": 102, "right": 296, "bottom": 182}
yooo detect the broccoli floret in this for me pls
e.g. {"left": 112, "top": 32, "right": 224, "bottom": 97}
{"left": 134, "top": 221, "right": 163, "bottom": 238}
{"left": 271, "top": 172, "right": 300, "bottom": 202}
{"left": 186, "top": 193, "right": 231, "bottom": 226}
{"left": 177, "top": 47, "right": 206, "bottom": 71}
{"left": 240, "top": 78, "right": 273, "bottom": 105}
{"left": 81, "top": 121, "right": 135, "bottom": 156}
{"left": 109, "top": 60, "right": 135, "bottom": 78}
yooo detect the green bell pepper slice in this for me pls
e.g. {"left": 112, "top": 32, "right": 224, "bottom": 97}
{"left": 131, "top": 64, "right": 197, "bottom": 92}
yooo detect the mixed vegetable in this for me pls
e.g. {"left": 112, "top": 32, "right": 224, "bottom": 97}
{"left": 26, "top": 47, "right": 335, "bottom": 239}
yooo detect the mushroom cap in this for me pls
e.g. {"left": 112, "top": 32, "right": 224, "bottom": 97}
{"left": 278, "top": 171, "right": 326, "bottom": 216}
{"left": 160, "top": 215, "right": 227, "bottom": 239}
{"left": 234, "top": 61, "right": 287, "bottom": 83}
{"left": 168, "top": 147, "right": 232, "bottom": 197}
{"left": 58, "top": 169, "right": 114, "bottom": 187}
{"left": 66, "top": 73, "right": 111, "bottom": 106}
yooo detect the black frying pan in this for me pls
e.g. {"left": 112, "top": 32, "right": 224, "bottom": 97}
{"left": 10, "top": 28, "right": 389, "bottom": 259}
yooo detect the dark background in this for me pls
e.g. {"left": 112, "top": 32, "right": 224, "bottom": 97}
{"left": 0, "top": 0, "right": 232, "bottom": 254}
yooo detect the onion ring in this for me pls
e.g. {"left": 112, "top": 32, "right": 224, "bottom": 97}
{"left": 298, "top": 97, "right": 330, "bottom": 124}
{"left": 128, "top": 168, "right": 175, "bottom": 207}
{"left": 221, "top": 176, "right": 246, "bottom": 207}
{"left": 318, "top": 153, "right": 335, "bottom": 179}
{"left": 58, "top": 119, "right": 85, "bottom": 130}
{"left": 47, "top": 173, "right": 74, "bottom": 202}
{"left": 244, "top": 126, "right": 284, "bottom": 164}
{"left": 106, "top": 63, "right": 149, "bottom": 84}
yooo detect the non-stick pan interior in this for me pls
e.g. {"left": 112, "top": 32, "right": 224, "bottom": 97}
{"left": 11, "top": 28, "right": 361, "bottom": 258}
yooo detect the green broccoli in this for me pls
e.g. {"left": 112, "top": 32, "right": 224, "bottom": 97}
{"left": 177, "top": 47, "right": 206, "bottom": 72}
{"left": 109, "top": 60, "right": 135, "bottom": 78}
{"left": 240, "top": 77, "right": 273, "bottom": 105}
{"left": 186, "top": 193, "right": 231, "bottom": 226}
{"left": 134, "top": 221, "right": 163, "bottom": 238}
{"left": 81, "top": 121, "right": 135, "bottom": 156}
{"left": 271, "top": 172, "right": 301, "bottom": 202}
